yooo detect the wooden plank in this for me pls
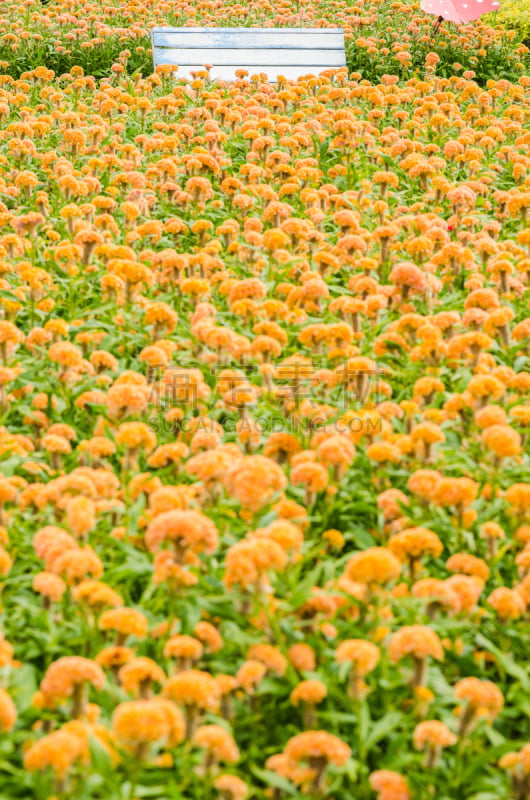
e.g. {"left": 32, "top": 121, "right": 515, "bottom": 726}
{"left": 150, "top": 27, "right": 347, "bottom": 83}
{"left": 153, "top": 48, "right": 346, "bottom": 67}
{"left": 151, "top": 27, "right": 345, "bottom": 35}
{"left": 151, "top": 30, "right": 345, "bottom": 50}
{"left": 151, "top": 26, "right": 345, "bottom": 31}
{"left": 163, "top": 65, "right": 345, "bottom": 81}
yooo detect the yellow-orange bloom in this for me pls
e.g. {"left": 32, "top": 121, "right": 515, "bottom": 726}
{"left": 98, "top": 608, "right": 148, "bottom": 641}
{"left": 163, "top": 670, "right": 220, "bottom": 712}
{"left": 388, "top": 527, "right": 443, "bottom": 577}
{"left": 369, "top": 770, "right": 410, "bottom": 799}
{"left": 335, "top": 639, "right": 380, "bottom": 675}
{"left": 193, "top": 724, "right": 240, "bottom": 764}
{"left": 146, "top": 509, "right": 218, "bottom": 556}
{"left": 389, "top": 626, "right": 443, "bottom": 663}
{"left": 414, "top": 720, "right": 457, "bottom": 750}
{"left": 24, "top": 727, "right": 87, "bottom": 778}
{"left": 454, "top": 677, "right": 504, "bottom": 735}
{"left": 0, "top": 689, "right": 16, "bottom": 733}
{"left": 345, "top": 547, "right": 401, "bottom": 587}
{"left": 291, "top": 679, "right": 327, "bottom": 707}
{"left": 119, "top": 657, "right": 166, "bottom": 698}
{"left": 112, "top": 699, "right": 185, "bottom": 752}
{"left": 284, "top": 730, "right": 351, "bottom": 766}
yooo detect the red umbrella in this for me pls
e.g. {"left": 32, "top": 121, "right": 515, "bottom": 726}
{"left": 421, "top": 0, "right": 500, "bottom": 25}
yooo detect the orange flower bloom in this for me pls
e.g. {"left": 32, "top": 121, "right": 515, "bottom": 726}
{"left": 446, "top": 553, "right": 490, "bottom": 581}
{"left": 369, "top": 770, "right": 410, "bottom": 800}
{"left": 112, "top": 698, "right": 185, "bottom": 753}
{"left": 388, "top": 625, "right": 443, "bottom": 687}
{"left": 487, "top": 587, "right": 525, "bottom": 620}
{"left": 146, "top": 509, "right": 218, "bottom": 557}
{"left": 164, "top": 635, "right": 203, "bottom": 667}
{"left": 193, "top": 724, "right": 240, "bottom": 764}
{"left": 482, "top": 425, "right": 521, "bottom": 459}
{"left": 414, "top": 720, "right": 456, "bottom": 750}
{"left": 291, "top": 679, "right": 327, "bottom": 707}
{"left": 24, "top": 727, "right": 88, "bottom": 780}
{"left": 163, "top": 670, "right": 221, "bottom": 713}
{"left": 0, "top": 689, "right": 16, "bottom": 733}
{"left": 40, "top": 656, "right": 105, "bottom": 718}
{"left": 247, "top": 644, "right": 287, "bottom": 676}
{"left": 288, "top": 644, "right": 316, "bottom": 673}
{"left": 388, "top": 527, "right": 443, "bottom": 578}
{"left": 33, "top": 571, "right": 67, "bottom": 604}
{"left": 412, "top": 578, "right": 460, "bottom": 615}
{"left": 454, "top": 677, "right": 504, "bottom": 735}
{"left": 214, "top": 774, "right": 248, "bottom": 800}
{"left": 194, "top": 621, "right": 223, "bottom": 653}
{"left": 284, "top": 730, "right": 350, "bottom": 793}
{"left": 345, "top": 548, "right": 401, "bottom": 588}
{"left": 224, "top": 456, "right": 287, "bottom": 512}
{"left": 98, "top": 608, "right": 148, "bottom": 642}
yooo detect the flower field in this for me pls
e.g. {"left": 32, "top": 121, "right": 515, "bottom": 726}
{"left": 2, "top": 0, "right": 529, "bottom": 81}
{"left": 0, "top": 1, "right": 529, "bottom": 799}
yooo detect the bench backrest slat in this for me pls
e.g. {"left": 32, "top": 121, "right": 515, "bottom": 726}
{"left": 151, "top": 27, "right": 346, "bottom": 81}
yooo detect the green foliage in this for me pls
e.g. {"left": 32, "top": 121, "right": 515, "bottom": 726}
{"left": 488, "top": 0, "right": 530, "bottom": 41}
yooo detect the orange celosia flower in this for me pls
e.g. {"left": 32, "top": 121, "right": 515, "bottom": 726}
{"left": 388, "top": 625, "right": 443, "bottom": 687}
{"left": 414, "top": 720, "right": 456, "bottom": 752}
{"left": 454, "top": 677, "right": 504, "bottom": 736}
{"left": 119, "top": 657, "right": 165, "bottom": 698}
{"left": 284, "top": 730, "right": 351, "bottom": 793}
{"left": 482, "top": 425, "right": 521, "bottom": 459}
{"left": 112, "top": 698, "right": 185, "bottom": 754}
{"left": 0, "top": 689, "right": 16, "bottom": 733}
{"left": 236, "top": 660, "right": 267, "bottom": 694}
{"left": 388, "top": 527, "right": 443, "bottom": 579}
{"left": 163, "top": 670, "right": 221, "bottom": 729}
{"left": 288, "top": 644, "right": 316, "bottom": 673}
{"left": 98, "top": 607, "right": 148, "bottom": 643}
{"left": 291, "top": 679, "right": 327, "bottom": 707}
{"left": 33, "top": 571, "right": 67, "bottom": 605}
{"left": 369, "top": 769, "right": 411, "bottom": 799}
{"left": 446, "top": 553, "right": 490, "bottom": 581}
{"left": 194, "top": 621, "right": 223, "bottom": 653}
{"left": 40, "top": 656, "right": 105, "bottom": 718}
{"left": 164, "top": 635, "right": 203, "bottom": 667}
{"left": 193, "top": 724, "right": 240, "bottom": 765}
{"left": 214, "top": 774, "right": 248, "bottom": 800}
{"left": 247, "top": 644, "right": 287, "bottom": 676}
{"left": 345, "top": 548, "right": 401, "bottom": 588}
{"left": 487, "top": 587, "right": 526, "bottom": 621}
{"left": 23, "top": 727, "right": 88, "bottom": 780}
{"left": 146, "top": 509, "right": 218, "bottom": 559}
{"left": 224, "top": 456, "right": 287, "bottom": 512}
{"left": 412, "top": 578, "right": 460, "bottom": 616}
{"left": 72, "top": 580, "right": 122, "bottom": 610}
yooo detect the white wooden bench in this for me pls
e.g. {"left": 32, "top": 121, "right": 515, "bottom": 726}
{"left": 150, "top": 27, "right": 346, "bottom": 82}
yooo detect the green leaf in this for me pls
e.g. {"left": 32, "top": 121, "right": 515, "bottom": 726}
{"left": 251, "top": 767, "right": 297, "bottom": 795}
{"left": 365, "top": 710, "right": 403, "bottom": 749}
{"left": 286, "top": 564, "right": 322, "bottom": 609}
{"left": 89, "top": 735, "right": 113, "bottom": 777}
{"left": 467, "top": 794, "right": 506, "bottom": 800}
{"left": 9, "top": 664, "right": 37, "bottom": 710}
{"left": 475, "top": 634, "right": 529, "bottom": 689}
